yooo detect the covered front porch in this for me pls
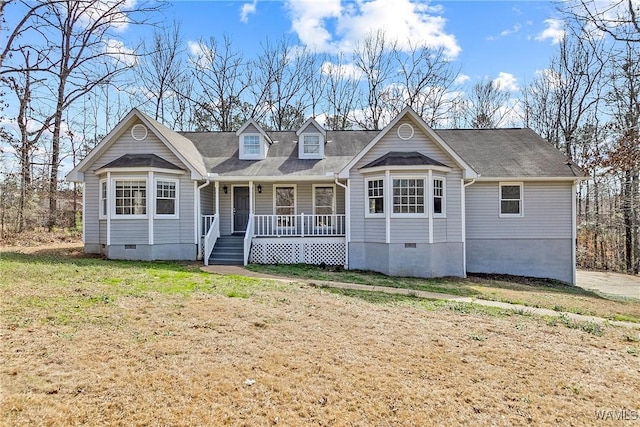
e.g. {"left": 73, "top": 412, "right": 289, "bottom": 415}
{"left": 199, "top": 180, "right": 348, "bottom": 266}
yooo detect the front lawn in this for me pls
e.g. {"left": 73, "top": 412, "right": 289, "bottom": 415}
{"left": 247, "top": 263, "right": 640, "bottom": 323}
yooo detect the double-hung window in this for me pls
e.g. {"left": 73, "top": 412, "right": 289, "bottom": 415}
{"left": 243, "top": 134, "right": 261, "bottom": 156}
{"left": 433, "top": 177, "right": 445, "bottom": 217}
{"left": 156, "top": 179, "right": 178, "bottom": 217}
{"left": 274, "top": 185, "right": 296, "bottom": 227}
{"left": 114, "top": 180, "right": 147, "bottom": 216}
{"left": 500, "top": 183, "right": 523, "bottom": 217}
{"left": 99, "top": 179, "right": 107, "bottom": 219}
{"left": 303, "top": 134, "right": 320, "bottom": 154}
{"left": 366, "top": 178, "right": 384, "bottom": 216}
{"left": 392, "top": 178, "right": 425, "bottom": 215}
{"left": 313, "top": 185, "right": 335, "bottom": 228}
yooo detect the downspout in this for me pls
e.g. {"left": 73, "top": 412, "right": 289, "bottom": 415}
{"left": 461, "top": 179, "right": 476, "bottom": 278}
{"left": 196, "top": 179, "right": 211, "bottom": 260}
{"left": 335, "top": 175, "right": 349, "bottom": 268}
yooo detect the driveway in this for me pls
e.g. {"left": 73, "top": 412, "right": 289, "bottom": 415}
{"left": 576, "top": 270, "right": 640, "bottom": 299}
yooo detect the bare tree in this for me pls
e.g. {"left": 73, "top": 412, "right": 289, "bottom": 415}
{"left": 2, "top": 0, "right": 162, "bottom": 229}
{"left": 136, "top": 20, "right": 184, "bottom": 124}
{"left": 465, "top": 78, "right": 512, "bottom": 128}
{"left": 251, "top": 37, "right": 311, "bottom": 131}
{"left": 353, "top": 30, "right": 397, "bottom": 130}
{"left": 567, "top": 0, "right": 640, "bottom": 42}
{"left": 188, "top": 35, "right": 250, "bottom": 131}
{"left": 322, "top": 54, "right": 359, "bottom": 130}
{"left": 388, "top": 43, "right": 462, "bottom": 127}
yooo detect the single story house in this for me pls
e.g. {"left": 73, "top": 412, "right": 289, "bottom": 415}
{"left": 66, "top": 107, "right": 585, "bottom": 284}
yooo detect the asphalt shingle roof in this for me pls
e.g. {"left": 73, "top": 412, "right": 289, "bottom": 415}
{"left": 361, "top": 151, "right": 449, "bottom": 169}
{"left": 101, "top": 153, "right": 184, "bottom": 170}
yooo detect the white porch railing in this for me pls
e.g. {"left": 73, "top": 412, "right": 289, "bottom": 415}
{"left": 202, "top": 215, "right": 217, "bottom": 236}
{"left": 253, "top": 214, "right": 346, "bottom": 237}
{"left": 243, "top": 213, "right": 255, "bottom": 266}
{"left": 203, "top": 214, "right": 219, "bottom": 266}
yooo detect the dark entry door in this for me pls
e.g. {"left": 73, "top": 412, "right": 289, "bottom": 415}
{"left": 233, "top": 187, "right": 250, "bottom": 233}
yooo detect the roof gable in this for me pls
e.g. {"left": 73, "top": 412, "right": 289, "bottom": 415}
{"left": 236, "top": 118, "right": 273, "bottom": 144}
{"left": 296, "top": 117, "right": 326, "bottom": 137}
{"left": 66, "top": 109, "right": 206, "bottom": 182}
{"left": 338, "top": 107, "right": 478, "bottom": 179}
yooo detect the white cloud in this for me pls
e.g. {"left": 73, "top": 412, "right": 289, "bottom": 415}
{"left": 320, "top": 61, "right": 363, "bottom": 80}
{"left": 536, "top": 18, "right": 564, "bottom": 44}
{"left": 104, "top": 39, "right": 137, "bottom": 66}
{"left": 454, "top": 74, "right": 470, "bottom": 85}
{"left": 492, "top": 72, "right": 519, "bottom": 92}
{"left": 240, "top": 0, "right": 258, "bottom": 23}
{"left": 285, "top": 0, "right": 460, "bottom": 59}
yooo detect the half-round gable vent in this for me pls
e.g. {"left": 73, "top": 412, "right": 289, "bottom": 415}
{"left": 397, "top": 123, "right": 414, "bottom": 140}
{"left": 131, "top": 124, "right": 148, "bottom": 141}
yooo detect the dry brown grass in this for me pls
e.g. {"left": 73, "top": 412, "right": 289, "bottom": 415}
{"left": 1, "top": 245, "right": 639, "bottom": 426}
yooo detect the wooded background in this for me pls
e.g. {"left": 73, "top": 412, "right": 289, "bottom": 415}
{"left": 0, "top": 0, "right": 638, "bottom": 274}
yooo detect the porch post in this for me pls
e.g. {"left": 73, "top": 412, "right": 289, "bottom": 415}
{"left": 249, "top": 181, "right": 254, "bottom": 214}
{"left": 428, "top": 170, "right": 433, "bottom": 244}
{"left": 215, "top": 181, "right": 220, "bottom": 216}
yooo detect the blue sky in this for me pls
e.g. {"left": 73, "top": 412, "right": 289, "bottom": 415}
{"left": 162, "top": 0, "right": 566, "bottom": 92}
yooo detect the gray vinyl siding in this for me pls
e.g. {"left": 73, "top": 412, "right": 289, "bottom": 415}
{"left": 200, "top": 183, "right": 215, "bottom": 215}
{"left": 217, "top": 181, "right": 344, "bottom": 236}
{"left": 349, "top": 117, "right": 464, "bottom": 245}
{"left": 465, "top": 181, "right": 573, "bottom": 239}
{"left": 93, "top": 119, "right": 184, "bottom": 170}
{"left": 154, "top": 175, "right": 195, "bottom": 245}
{"left": 82, "top": 119, "right": 197, "bottom": 256}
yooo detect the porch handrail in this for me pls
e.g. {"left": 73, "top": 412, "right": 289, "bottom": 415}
{"left": 244, "top": 213, "right": 255, "bottom": 266}
{"left": 203, "top": 214, "right": 219, "bottom": 266}
{"left": 201, "top": 215, "right": 217, "bottom": 236}
{"left": 253, "top": 214, "right": 346, "bottom": 237}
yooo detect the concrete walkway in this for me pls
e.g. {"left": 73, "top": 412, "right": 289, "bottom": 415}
{"left": 202, "top": 265, "right": 640, "bottom": 330}
{"left": 576, "top": 269, "right": 640, "bottom": 300}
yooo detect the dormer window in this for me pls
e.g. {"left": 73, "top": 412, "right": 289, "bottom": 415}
{"left": 243, "top": 134, "right": 261, "bottom": 156}
{"left": 303, "top": 134, "right": 321, "bottom": 155}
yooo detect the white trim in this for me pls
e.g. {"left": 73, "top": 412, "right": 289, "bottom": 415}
{"left": 236, "top": 118, "right": 273, "bottom": 143}
{"left": 296, "top": 117, "right": 326, "bottom": 137}
{"left": 82, "top": 184, "right": 86, "bottom": 244}
{"left": 95, "top": 166, "right": 185, "bottom": 175}
{"left": 148, "top": 171, "right": 154, "bottom": 245}
{"left": 389, "top": 174, "right": 428, "bottom": 219}
{"left": 99, "top": 178, "right": 107, "bottom": 219}
{"left": 428, "top": 170, "right": 433, "bottom": 244}
{"left": 397, "top": 123, "right": 414, "bottom": 140}
{"left": 154, "top": 177, "right": 179, "bottom": 219}
{"left": 299, "top": 133, "right": 325, "bottom": 159}
{"left": 312, "top": 184, "right": 336, "bottom": 216}
{"left": 338, "top": 107, "right": 478, "bottom": 179}
{"left": 249, "top": 181, "right": 254, "bottom": 215}
{"left": 461, "top": 179, "right": 467, "bottom": 277}
{"left": 572, "top": 181, "right": 577, "bottom": 285}
{"left": 239, "top": 133, "right": 264, "bottom": 160}
{"left": 499, "top": 182, "right": 524, "bottom": 218}
{"left": 210, "top": 175, "right": 338, "bottom": 182}
{"left": 106, "top": 172, "right": 111, "bottom": 246}
{"left": 360, "top": 165, "right": 452, "bottom": 174}
{"left": 385, "top": 170, "right": 391, "bottom": 244}
{"left": 111, "top": 176, "right": 149, "bottom": 220}
{"left": 131, "top": 123, "right": 148, "bottom": 141}
{"left": 364, "top": 176, "right": 385, "bottom": 218}
{"left": 475, "top": 176, "right": 586, "bottom": 182}
{"left": 272, "top": 184, "right": 297, "bottom": 215}
{"left": 432, "top": 175, "right": 446, "bottom": 218}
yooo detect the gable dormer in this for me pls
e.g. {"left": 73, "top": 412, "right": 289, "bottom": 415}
{"left": 236, "top": 118, "right": 272, "bottom": 160}
{"left": 297, "top": 117, "right": 326, "bottom": 160}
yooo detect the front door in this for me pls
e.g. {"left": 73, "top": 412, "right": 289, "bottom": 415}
{"left": 233, "top": 186, "right": 250, "bottom": 233}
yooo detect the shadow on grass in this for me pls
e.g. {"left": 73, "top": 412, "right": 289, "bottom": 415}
{"left": 0, "top": 249, "right": 201, "bottom": 274}
{"left": 247, "top": 263, "right": 610, "bottom": 300}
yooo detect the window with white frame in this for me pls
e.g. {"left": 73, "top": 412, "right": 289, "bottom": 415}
{"left": 500, "top": 183, "right": 523, "bottom": 217}
{"left": 433, "top": 177, "right": 445, "bottom": 216}
{"left": 313, "top": 185, "right": 335, "bottom": 227}
{"left": 303, "top": 134, "right": 320, "bottom": 154}
{"left": 155, "top": 179, "right": 178, "bottom": 217}
{"left": 274, "top": 185, "right": 296, "bottom": 227}
{"left": 99, "top": 179, "right": 107, "bottom": 218}
{"left": 114, "top": 180, "right": 147, "bottom": 216}
{"left": 243, "top": 134, "right": 261, "bottom": 156}
{"left": 366, "top": 178, "right": 384, "bottom": 216}
{"left": 392, "top": 178, "right": 425, "bottom": 215}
